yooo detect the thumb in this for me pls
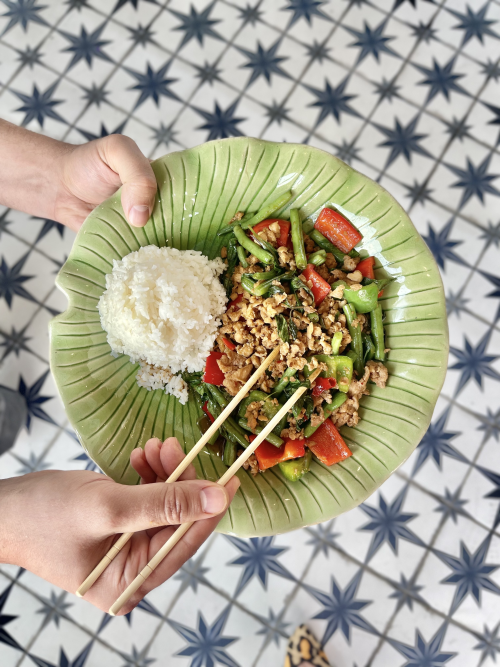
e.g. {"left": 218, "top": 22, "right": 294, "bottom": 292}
{"left": 105, "top": 480, "right": 230, "bottom": 534}
{"left": 98, "top": 134, "right": 157, "bottom": 227}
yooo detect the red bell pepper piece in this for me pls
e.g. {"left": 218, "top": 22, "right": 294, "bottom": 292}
{"left": 252, "top": 219, "right": 290, "bottom": 247}
{"left": 251, "top": 435, "right": 306, "bottom": 471}
{"left": 222, "top": 336, "right": 236, "bottom": 351}
{"left": 312, "top": 377, "right": 337, "bottom": 396}
{"left": 356, "top": 256, "right": 375, "bottom": 280}
{"left": 229, "top": 294, "right": 243, "bottom": 307}
{"left": 203, "top": 351, "right": 225, "bottom": 385}
{"left": 202, "top": 401, "right": 215, "bottom": 423}
{"left": 378, "top": 290, "right": 384, "bottom": 298}
{"left": 302, "top": 264, "right": 331, "bottom": 306}
{"left": 306, "top": 418, "right": 352, "bottom": 466}
{"left": 315, "top": 207, "right": 362, "bottom": 254}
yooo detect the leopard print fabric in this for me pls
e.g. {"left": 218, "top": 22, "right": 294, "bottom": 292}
{"left": 284, "top": 625, "right": 331, "bottom": 667}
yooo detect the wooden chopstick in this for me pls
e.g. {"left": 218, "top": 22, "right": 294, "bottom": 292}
{"left": 108, "top": 368, "right": 320, "bottom": 616}
{"left": 76, "top": 346, "right": 280, "bottom": 598}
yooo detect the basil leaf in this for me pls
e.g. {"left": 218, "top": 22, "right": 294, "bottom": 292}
{"left": 276, "top": 313, "right": 289, "bottom": 343}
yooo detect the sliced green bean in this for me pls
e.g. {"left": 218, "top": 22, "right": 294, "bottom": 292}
{"left": 241, "top": 275, "right": 258, "bottom": 295}
{"left": 233, "top": 225, "right": 274, "bottom": 266}
{"left": 302, "top": 219, "right": 315, "bottom": 234}
{"left": 308, "top": 228, "right": 345, "bottom": 263}
{"left": 237, "top": 245, "right": 249, "bottom": 268}
{"left": 363, "top": 332, "right": 376, "bottom": 363}
{"left": 245, "top": 268, "right": 283, "bottom": 281}
{"left": 370, "top": 303, "right": 385, "bottom": 362}
{"left": 238, "top": 418, "right": 284, "bottom": 448}
{"left": 272, "top": 367, "right": 297, "bottom": 395}
{"left": 307, "top": 312, "right": 319, "bottom": 323}
{"left": 218, "top": 191, "right": 293, "bottom": 236}
{"left": 223, "top": 440, "right": 237, "bottom": 466}
{"left": 331, "top": 331, "right": 343, "bottom": 355}
{"left": 308, "top": 249, "right": 326, "bottom": 266}
{"left": 303, "top": 392, "right": 348, "bottom": 437}
{"left": 343, "top": 303, "right": 364, "bottom": 376}
{"left": 238, "top": 390, "right": 269, "bottom": 418}
{"left": 290, "top": 208, "right": 307, "bottom": 270}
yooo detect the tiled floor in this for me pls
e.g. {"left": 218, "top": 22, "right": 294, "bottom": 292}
{"left": 1, "top": 0, "right": 500, "bottom": 665}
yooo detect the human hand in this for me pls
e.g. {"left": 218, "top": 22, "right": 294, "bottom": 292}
{"left": 57, "top": 134, "right": 157, "bottom": 232}
{"left": 0, "top": 120, "right": 157, "bottom": 232}
{"left": 0, "top": 437, "right": 239, "bottom": 614}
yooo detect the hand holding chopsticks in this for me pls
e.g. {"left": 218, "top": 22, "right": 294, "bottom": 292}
{"left": 76, "top": 346, "right": 280, "bottom": 599}
{"left": 108, "top": 369, "right": 319, "bottom": 616}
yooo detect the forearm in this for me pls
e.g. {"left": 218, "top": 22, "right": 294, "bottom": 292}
{"left": 0, "top": 119, "right": 71, "bottom": 220}
{"left": 0, "top": 477, "right": 22, "bottom": 566}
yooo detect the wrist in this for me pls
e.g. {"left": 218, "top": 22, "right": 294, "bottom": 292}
{"left": 0, "top": 119, "right": 73, "bottom": 223}
{"left": 0, "top": 478, "right": 22, "bottom": 566}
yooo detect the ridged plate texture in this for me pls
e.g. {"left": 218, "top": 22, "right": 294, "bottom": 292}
{"left": 50, "top": 138, "right": 448, "bottom": 537}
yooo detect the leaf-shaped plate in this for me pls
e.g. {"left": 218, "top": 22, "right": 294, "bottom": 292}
{"left": 50, "top": 138, "right": 448, "bottom": 537}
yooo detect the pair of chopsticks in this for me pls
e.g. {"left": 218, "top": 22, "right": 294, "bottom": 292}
{"left": 77, "top": 346, "right": 318, "bottom": 615}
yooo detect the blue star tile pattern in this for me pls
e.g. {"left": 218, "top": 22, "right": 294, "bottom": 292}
{"left": 388, "top": 622, "right": 455, "bottom": 666}
{"left": 194, "top": 100, "right": 245, "bottom": 141}
{"left": 305, "top": 571, "right": 376, "bottom": 644}
{"left": 168, "top": 605, "right": 239, "bottom": 667}
{"left": 305, "top": 77, "right": 360, "bottom": 127}
{"left": 238, "top": 40, "right": 290, "bottom": 87}
{"left": 255, "top": 608, "right": 290, "bottom": 649}
{"left": 18, "top": 369, "right": 56, "bottom": 430}
{"left": 126, "top": 61, "right": 179, "bottom": 109}
{"left": 411, "top": 406, "right": 466, "bottom": 475}
{"left": 375, "top": 114, "right": 431, "bottom": 169}
{"left": 474, "top": 623, "right": 500, "bottom": 665}
{"left": 414, "top": 57, "right": 467, "bottom": 103}
{"left": 446, "top": 154, "right": 500, "bottom": 207}
{"left": 1, "top": 0, "right": 48, "bottom": 36}
{"left": 388, "top": 574, "right": 425, "bottom": 611}
{"left": 435, "top": 536, "right": 500, "bottom": 613}
{"left": 0, "top": 252, "right": 35, "bottom": 308}
{"left": 12, "top": 82, "right": 65, "bottom": 128}
{"left": 421, "top": 219, "right": 466, "bottom": 270}
{"left": 359, "top": 487, "right": 425, "bottom": 561}
{"left": 449, "top": 329, "right": 500, "bottom": 395}
{"left": 226, "top": 536, "right": 294, "bottom": 596}
{"left": 60, "top": 23, "right": 112, "bottom": 71}
{"left": 344, "top": 19, "right": 399, "bottom": 64}
{"left": 447, "top": 3, "right": 499, "bottom": 45}
{"left": 434, "top": 487, "right": 469, "bottom": 524}
{"left": 169, "top": 3, "right": 221, "bottom": 48}
{"left": 282, "top": 0, "right": 332, "bottom": 27}
{"left": 2, "top": 1, "right": 500, "bottom": 664}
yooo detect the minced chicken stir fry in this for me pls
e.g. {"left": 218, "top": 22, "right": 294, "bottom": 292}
{"left": 184, "top": 192, "right": 390, "bottom": 483}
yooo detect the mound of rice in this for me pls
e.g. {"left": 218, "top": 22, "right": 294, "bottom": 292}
{"left": 98, "top": 245, "right": 227, "bottom": 404}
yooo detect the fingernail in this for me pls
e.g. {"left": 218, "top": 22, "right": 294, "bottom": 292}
{"left": 201, "top": 487, "right": 227, "bottom": 515}
{"left": 129, "top": 205, "right": 150, "bottom": 226}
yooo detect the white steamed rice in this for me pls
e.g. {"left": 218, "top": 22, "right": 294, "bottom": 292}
{"left": 98, "top": 245, "right": 227, "bottom": 404}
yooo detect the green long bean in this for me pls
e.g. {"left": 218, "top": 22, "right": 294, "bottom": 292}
{"left": 303, "top": 392, "right": 348, "bottom": 438}
{"left": 307, "top": 228, "right": 345, "bottom": 264}
{"left": 245, "top": 268, "right": 283, "bottom": 281}
{"left": 290, "top": 209, "right": 307, "bottom": 270}
{"left": 272, "top": 367, "right": 297, "bottom": 395}
{"left": 218, "top": 191, "right": 293, "bottom": 236}
{"left": 223, "top": 440, "right": 237, "bottom": 466}
{"left": 233, "top": 225, "right": 274, "bottom": 266}
{"left": 331, "top": 331, "right": 343, "bottom": 355}
{"left": 238, "top": 419, "right": 284, "bottom": 448}
{"left": 370, "top": 303, "right": 386, "bottom": 362}
{"left": 237, "top": 245, "right": 249, "bottom": 268}
{"left": 308, "top": 249, "right": 326, "bottom": 266}
{"left": 343, "top": 303, "right": 364, "bottom": 376}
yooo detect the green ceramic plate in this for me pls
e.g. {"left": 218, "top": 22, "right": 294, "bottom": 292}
{"left": 50, "top": 137, "right": 448, "bottom": 537}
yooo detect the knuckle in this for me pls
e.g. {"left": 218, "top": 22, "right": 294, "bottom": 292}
{"left": 162, "top": 486, "right": 195, "bottom": 525}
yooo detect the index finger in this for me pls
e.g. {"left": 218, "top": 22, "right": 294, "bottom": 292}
{"left": 160, "top": 437, "right": 197, "bottom": 481}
